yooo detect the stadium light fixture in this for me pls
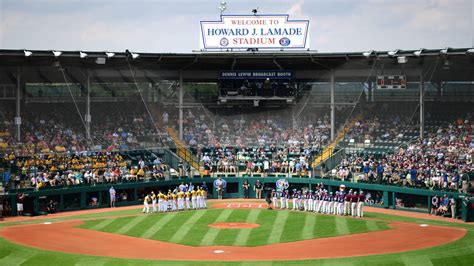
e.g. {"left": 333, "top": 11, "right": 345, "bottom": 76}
{"left": 388, "top": 49, "right": 399, "bottom": 57}
{"left": 440, "top": 47, "right": 449, "bottom": 55}
{"left": 24, "top": 50, "right": 33, "bottom": 57}
{"left": 52, "top": 50, "right": 62, "bottom": 57}
{"left": 362, "top": 50, "right": 373, "bottom": 58}
{"left": 79, "top": 51, "right": 88, "bottom": 58}
{"left": 105, "top": 52, "right": 115, "bottom": 58}
{"left": 126, "top": 50, "right": 139, "bottom": 59}
{"left": 131, "top": 52, "right": 139, "bottom": 59}
{"left": 413, "top": 48, "right": 424, "bottom": 57}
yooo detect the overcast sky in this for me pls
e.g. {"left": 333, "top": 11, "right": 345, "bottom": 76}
{"left": 0, "top": 0, "right": 472, "bottom": 53}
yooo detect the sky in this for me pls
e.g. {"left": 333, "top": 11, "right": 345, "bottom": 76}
{"left": 0, "top": 0, "right": 473, "bottom": 53}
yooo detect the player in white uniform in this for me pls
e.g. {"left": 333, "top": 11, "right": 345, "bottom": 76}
{"left": 171, "top": 192, "right": 177, "bottom": 211}
{"left": 185, "top": 190, "right": 191, "bottom": 209}
{"left": 303, "top": 191, "right": 309, "bottom": 211}
{"left": 333, "top": 192, "right": 339, "bottom": 214}
{"left": 320, "top": 190, "right": 329, "bottom": 213}
{"left": 196, "top": 187, "right": 202, "bottom": 209}
{"left": 308, "top": 191, "right": 314, "bottom": 211}
{"left": 357, "top": 191, "right": 365, "bottom": 217}
{"left": 157, "top": 191, "right": 164, "bottom": 212}
{"left": 313, "top": 191, "right": 320, "bottom": 212}
{"left": 199, "top": 188, "right": 207, "bottom": 208}
{"left": 177, "top": 189, "right": 185, "bottom": 211}
{"left": 272, "top": 190, "right": 278, "bottom": 209}
{"left": 327, "top": 192, "right": 333, "bottom": 214}
{"left": 280, "top": 190, "right": 286, "bottom": 209}
{"left": 142, "top": 194, "right": 150, "bottom": 213}
{"left": 338, "top": 192, "right": 345, "bottom": 215}
{"left": 344, "top": 190, "right": 353, "bottom": 216}
{"left": 151, "top": 191, "right": 157, "bottom": 213}
{"left": 292, "top": 190, "right": 299, "bottom": 210}
{"left": 191, "top": 188, "right": 197, "bottom": 209}
{"left": 351, "top": 192, "right": 358, "bottom": 217}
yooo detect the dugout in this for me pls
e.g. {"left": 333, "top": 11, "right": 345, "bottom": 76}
{"left": 0, "top": 176, "right": 468, "bottom": 220}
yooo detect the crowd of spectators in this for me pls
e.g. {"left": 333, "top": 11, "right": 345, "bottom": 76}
{"left": 0, "top": 103, "right": 168, "bottom": 155}
{"left": 199, "top": 146, "right": 313, "bottom": 177}
{"left": 343, "top": 115, "right": 417, "bottom": 144}
{"left": 331, "top": 115, "right": 473, "bottom": 192}
{"left": 159, "top": 105, "right": 352, "bottom": 177}
{"left": 176, "top": 106, "right": 350, "bottom": 149}
{"left": 2, "top": 151, "right": 171, "bottom": 191}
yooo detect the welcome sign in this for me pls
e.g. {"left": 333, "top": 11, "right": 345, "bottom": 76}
{"left": 200, "top": 15, "right": 310, "bottom": 50}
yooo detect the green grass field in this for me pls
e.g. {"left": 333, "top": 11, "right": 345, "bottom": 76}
{"left": 1, "top": 207, "right": 474, "bottom": 265}
{"left": 77, "top": 209, "right": 389, "bottom": 246}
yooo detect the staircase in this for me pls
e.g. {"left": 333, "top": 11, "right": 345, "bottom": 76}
{"left": 165, "top": 127, "right": 201, "bottom": 173}
{"left": 147, "top": 104, "right": 201, "bottom": 174}
{"left": 312, "top": 115, "right": 362, "bottom": 168}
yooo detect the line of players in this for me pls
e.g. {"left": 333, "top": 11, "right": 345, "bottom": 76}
{"left": 270, "top": 188, "right": 365, "bottom": 217}
{"left": 142, "top": 187, "right": 207, "bottom": 213}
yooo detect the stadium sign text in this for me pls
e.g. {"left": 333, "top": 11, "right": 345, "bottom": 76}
{"left": 219, "top": 70, "right": 294, "bottom": 79}
{"left": 200, "top": 15, "right": 309, "bottom": 50}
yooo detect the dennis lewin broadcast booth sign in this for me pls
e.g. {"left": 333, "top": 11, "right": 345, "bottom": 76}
{"left": 200, "top": 14, "right": 310, "bottom": 49}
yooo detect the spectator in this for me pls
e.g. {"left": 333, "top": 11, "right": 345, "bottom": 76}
{"left": 47, "top": 200, "right": 56, "bottom": 214}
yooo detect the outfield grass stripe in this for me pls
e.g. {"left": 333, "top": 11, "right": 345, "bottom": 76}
{"left": 365, "top": 220, "right": 381, "bottom": 231}
{"left": 169, "top": 210, "right": 206, "bottom": 243}
{"left": 200, "top": 209, "right": 234, "bottom": 245}
{"left": 401, "top": 255, "right": 434, "bottom": 266}
{"left": 233, "top": 209, "right": 262, "bottom": 246}
{"left": 0, "top": 250, "right": 37, "bottom": 265}
{"left": 267, "top": 210, "right": 289, "bottom": 244}
{"left": 89, "top": 217, "right": 117, "bottom": 231}
{"left": 334, "top": 216, "right": 350, "bottom": 235}
{"left": 140, "top": 212, "right": 177, "bottom": 239}
{"left": 240, "top": 261, "right": 273, "bottom": 266}
{"left": 302, "top": 213, "right": 316, "bottom": 239}
{"left": 74, "top": 258, "right": 106, "bottom": 266}
{"left": 114, "top": 215, "right": 148, "bottom": 235}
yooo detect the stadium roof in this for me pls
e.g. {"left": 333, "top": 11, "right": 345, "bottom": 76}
{"left": 0, "top": 48, "right": 473, "bottom": 83}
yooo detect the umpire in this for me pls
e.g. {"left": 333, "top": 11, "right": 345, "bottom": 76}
{"left": 264, "top": 184, "right": 273, "bottom": 210}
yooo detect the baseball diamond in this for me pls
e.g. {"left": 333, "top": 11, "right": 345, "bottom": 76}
{"left": 0, "top": 200, "right": 471, "bottom": 264}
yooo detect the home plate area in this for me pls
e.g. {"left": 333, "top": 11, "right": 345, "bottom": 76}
{"left": 211, "top": 202, "right": 266, "bottom": 209}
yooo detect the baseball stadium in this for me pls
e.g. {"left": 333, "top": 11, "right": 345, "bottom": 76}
{"left": 1, "top": 1, "right": 474, "bottom": 265}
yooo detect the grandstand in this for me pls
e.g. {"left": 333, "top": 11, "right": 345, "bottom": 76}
{"left": 0, "top": 48, "right": 473, "bottom": 219}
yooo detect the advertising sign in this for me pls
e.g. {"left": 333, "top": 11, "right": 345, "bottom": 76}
{"left": 200, "top": 15, "right": 309, "bottom": 50}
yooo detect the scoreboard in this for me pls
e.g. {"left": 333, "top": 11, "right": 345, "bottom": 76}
{"left": 376, "top": 75, "right": 406, "bottom": 89}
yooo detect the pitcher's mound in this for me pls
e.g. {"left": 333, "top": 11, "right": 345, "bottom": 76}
{"left": 208, "top": 222, "right": 260, "bottom": 229}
